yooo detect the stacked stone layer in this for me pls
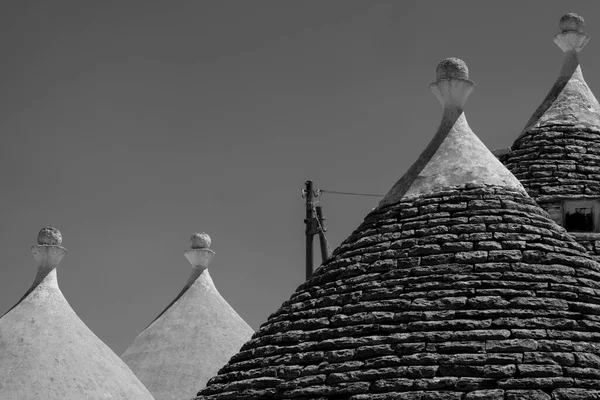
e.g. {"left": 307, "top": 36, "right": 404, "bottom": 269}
{"left": 501, "top": 126, "right": 600, "bottom": 200}
{"left": 501, "top": 126, "right": 600, "bottom": 259}
{"left": 569, "top": 233, "right": 600, "bottom": 260}
{"left": 196, "top": 184, "right": 600, "bottom": 400}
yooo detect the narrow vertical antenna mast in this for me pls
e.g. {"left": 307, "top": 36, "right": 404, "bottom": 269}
{"left": 316, "top": 206, "right": 329, "bottom": 263}
{"left": 303, "top": 180, "right": 316, "bottom": 280}
{"left": 303, "top": 181, "right": 331, "bottom": 280}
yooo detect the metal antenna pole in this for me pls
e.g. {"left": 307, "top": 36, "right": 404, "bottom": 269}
{"left": 316, "top": 205, "right": 329, "bottom": 263}
{"left": 304, "top": 180, "right": 316, "bottom": 280}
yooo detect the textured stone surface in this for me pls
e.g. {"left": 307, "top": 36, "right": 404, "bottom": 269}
{"left": 37, "top": 226, "right": 62, "bottom": 246}
{"left": 500, "top": 126, "right": 600, "bottom": 259}
{"left": 560, "top": 14, "right": 585, "bottom": 33}
{"left": 568, "top": 233, "right": 600, "bottom": 262}
{"left": 501, "top": 126, "right": 600, "bottom": 200}
{"left": 436, "top": 58, "right": 469, "bottom": 81}
{"left": 194, "top": 185, "right": 600, "bottom": 399}
{"left": 500, "top": 15, "right": 600, "bottom": 263}
{"left": 191, "top": 232, "right": 211, "bottom": 249}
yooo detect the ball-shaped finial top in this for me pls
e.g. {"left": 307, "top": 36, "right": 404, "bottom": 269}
{"left": 37, "top": 226, "right": 62, "bottom": 246}
{"left": 436, "top": 58, "right": 469, "bottom": 81}
{"left": 560, "top": 13, "right": 585, "bottom": 33}
{"left": 190, "top": 232, "right": 211, "bottom": 249}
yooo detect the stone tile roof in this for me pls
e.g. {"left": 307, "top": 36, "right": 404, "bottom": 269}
{"left": 0, "top": 228, "right": 155, "bottom": 400}
{"left": 121, "top": 233, "right": 254, "bottom": 400}
{"left": 502, "top": 14, "right": 600, "bottom": 201}
{"left": 193, "top": 59, "right": 600, "bottom": 399}
{"left": 502, "top": 127, "right": 600, "bottom": 200}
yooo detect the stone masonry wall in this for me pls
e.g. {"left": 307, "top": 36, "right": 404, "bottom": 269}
{"left": 196, "top": 185, "right": 600, "bottom": 400}
{"left": 501, "top": 126, "right": 600, "bottom": 200}
{"left": 569, "top": 233, "right": 600, "bottom": 262}
{"left": 501, "top": 126, "right": 600, "bottom": 263}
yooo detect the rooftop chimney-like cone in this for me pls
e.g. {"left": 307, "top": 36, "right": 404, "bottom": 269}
{"left": 121, "top": 232, "right": 254, "bottom": 400}
{"left": 194, "top": 57, "right": 600, "bottom": 400}
{"left": 0, "top": 227, "right": 155, "bottom": 399}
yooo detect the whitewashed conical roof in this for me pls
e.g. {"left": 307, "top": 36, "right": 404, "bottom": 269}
{"left": 0, "top": 227, "right": 155, "bottom": 400}
{"left": 121, "top": 233, "right": 254, "bottom": 400}
{"left": 380, "top": 58, "right": 525, "bottom": 208}
{"left": 520, "top": 13, "right": 600, "bottom": 136}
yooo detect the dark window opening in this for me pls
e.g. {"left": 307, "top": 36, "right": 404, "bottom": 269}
{"left": 565, "top": 207, "right": 594, "bottom": 232}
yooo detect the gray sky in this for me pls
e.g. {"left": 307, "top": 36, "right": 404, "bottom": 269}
{"left": 1, "top": 1, "right": 600, "bottom": 354}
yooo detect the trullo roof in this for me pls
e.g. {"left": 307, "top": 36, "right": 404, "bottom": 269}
{"left": 0, "top": 227, "right": 155, "bottom": 400}
{"left": 194, "top": 58, "right": 600, "bottom": 400}
{"left": 502, "top": 13, "right": 600, "bottom": 201}
{"left": 121, "top": 232, "right": 254, "bottom": 400}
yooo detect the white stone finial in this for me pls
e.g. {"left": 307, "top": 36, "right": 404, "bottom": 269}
{"left": 184, "top": 232, "right": 215, "bottom": 269}
{"left": 37, "top": 226, "right": 62, "bottom": 246}
{"left": 430, "top": 58, "right": 475, "bottom": 109}
{"left": 190, "top": 232, "right": 211, "bottom": 249}
{"left": 554, "top": 13, "right": 589, "bottom": 53}
{"left": 436, "top": 57, "right": 469, "bottom": 81}
{"left": 560, "top": 13, "right": 585, "bottom": 33}
{"left": 32, "top": 226, "right": 67, "bottom": 269}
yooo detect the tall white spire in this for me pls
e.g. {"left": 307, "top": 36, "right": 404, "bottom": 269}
{"left": 0, "top": 227, "right": 155, "bottom": 400}
{"left": 122, "top": 232, "right": 254, "bottom": 400}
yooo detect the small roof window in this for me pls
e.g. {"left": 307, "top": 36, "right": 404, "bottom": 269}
{"left": 564, "top": 201, "right": 597, "bottom": 232}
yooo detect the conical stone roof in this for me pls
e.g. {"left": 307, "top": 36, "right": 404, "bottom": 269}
{"left": 0, "top": 227, "right": 155, "bottom": 400}
{"left": 195, "top": 59, "right": 600, "bottom": 400}
{"left": 121, "top": 232, "right": 254, "bottom": 400}
{"left": 502, "top": 14, "right": 600, "bottom": 201}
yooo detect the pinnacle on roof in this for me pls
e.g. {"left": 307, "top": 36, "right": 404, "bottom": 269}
{"left": 0, "top": 227, "right": 155, "bottom": 400}
{"left": 191, "top": 232, "right": 211, "bottom": 248}
{"left": 195, "top": 59, "right": 600, "bottom": 400}
{"left": 37, "top": 226, "right": 62, "bottom": 245}
{"left": 380, "top": 58, "right": 525, "bottom": 207}
{"left": 520, "top": 13, "right": 600, "bottom": 135}
{"left": 501, "top": 14, "right": 600, "bottom": 233}
{"left": 121, "top": 232, "right": 254, "bottom": 400}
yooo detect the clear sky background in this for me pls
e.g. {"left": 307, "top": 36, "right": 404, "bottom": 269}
{"left": 2, "top": 1, "right": 600, "bottom": 354}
